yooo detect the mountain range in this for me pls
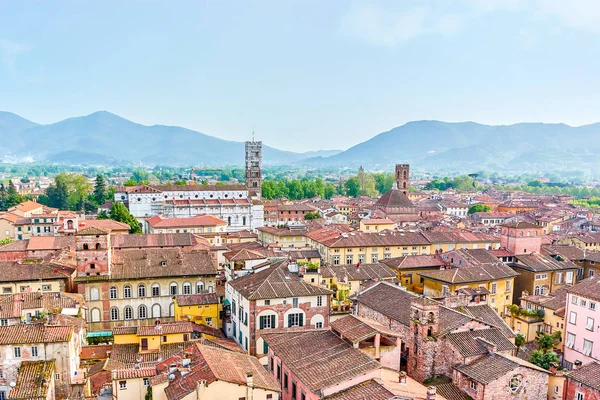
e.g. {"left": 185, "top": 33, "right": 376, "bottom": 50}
{"left": 1, "top": 111, "right": 599, "bottom": 173}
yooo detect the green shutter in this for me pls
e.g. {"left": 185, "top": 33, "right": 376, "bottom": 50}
{"left": 271, "top": 315, "right": 275, "bottom": 328}
{"left": 288, "top": 314, "right": 292, "bottom": 327}
{"left": 299, "top": 313, "right": 304, "bottom": 327}
{"left": 263, "top": 340, "right": 269, "bottom": 354}
{"left": 259, "top": 316, "right": 264, "bottom": 329}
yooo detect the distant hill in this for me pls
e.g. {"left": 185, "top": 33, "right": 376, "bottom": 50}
{"left": 302, "top": 120, "right": 600, "bottom": 173}
{"left": 0, "top": 111, "right": 314, "bottom": 166}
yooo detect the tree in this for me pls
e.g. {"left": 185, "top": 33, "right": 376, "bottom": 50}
{"left": 528, "top": 180, "right": 544, "bottom": 187}
{"left": 304, "top": 212, "right": 321, "bottom": 220}
{"left": 123, "top": 179, "right": 137, "bottom": 186}
{"left": 356, "top": 171, "right": 378, "bottom": 197}
{"left": 131, "top": 169, "right": 150, "bottom": 183}
{"left": 468, "top": 204, "right": 491, "bottom": 214}
{"left": 93, "top": 175, "right": 108, "bottom": 205}
{"left": 288, "top": 180, "right": 304, "bottom": 200}
{"left": 44, "top": 179, "right": 69, "bottom": 210}
{"left": 261, "top": 181, "right": 277, "bottom": 199}
{"left": 344, "top": 177, "right": 360, "bottom": 197}
{"left": 145, "top": 385, "right": 153, "bottom": 400}
{"left": 529, "top": 349, "right": 559, "bottom": 370}
{"left": 0, "top": 237, "right": 13, "bottom": 246}
{"left": 536, "top": 332, "right": 561, "bottom": 353}
{"left": 324, "top": 183, "right": 336, "bottom": 200}
{"left": 515, "top": 334, "right": 526, "bottom": 356}
{"left": 108, "top": 202, "right": 142, "bottom": 234}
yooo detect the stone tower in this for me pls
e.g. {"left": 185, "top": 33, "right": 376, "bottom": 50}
{"left": 75, "top": 226, "right": 112, "bottom": 278}
{"left": 395, "top": 164, "right": 410, "bottom": 195}
{"left": 408, "top": 297, "right": 441, "bottom": 382}
{"left": 245, "top": 139, "right": 262, "bottom": 197}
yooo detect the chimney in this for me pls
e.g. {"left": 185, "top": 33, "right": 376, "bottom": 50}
{"left": 398, "top": 371, "right": 407, "bottom": 384}
{"left": 426, "top": 386, "right": 436, "bottom": 400}
{"left": 246, "top": 372, "right": 254, "bottom": 400}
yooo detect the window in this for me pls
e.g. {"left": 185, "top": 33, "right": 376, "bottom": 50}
{"left": 491, "top": 283, "right": 497, "bottom": 294}
{"left": 91, "top": 308, "right": 101, "bottom": 322}
{"left": 283, "top": 372, "right": 289, "bottom": 390}
{"left": 152, "top": 284, "right": 160, "bottom": 297}
{"left": 584, "top": 339, "right": 593, "bottom": 356}
{"left": 333, "top": 256, "right": 340, "bottom": 265}
{"left": 264, "top": 299, "right": 270, "bottom": 306}
{"left": 509, "top": 374, "right": 522, "bottom": 393}
{"left": 570, "top": 311, "right": 577, "bottom": 325}
{"left": 137, "top": 284, "right": 146, "bottom": 298}
{"left": 124, "top": 285, "right": 132, "bottom": 298}
{"left": 442, "top": 285, "right": 450, "bottom": 297}
{"left": 55, "top": 373, "right": 60, "bottom": 381}
{"left": 566, "top": 332, "right": 575, "bottom": 348}
{"left": 590, "top": 302, "right": 597, "bottom": 311}
{"left": 124, "top": 306, "right": 133, "bottom": 320}
{"left": 143, "top": 378, "right": 150, "bottom": 386}
{"left": 358, "top": 254, "right": 365, "bottom": 263}
{"left": 317, "top": 296, "right": 323, "bottom": 307}
{"left": 119, "top": 381, "right": 127, "bottom": 390}
{"left": 534, "top": 286, "right": 541, "bottom": 295}
{"left": 288, "top": 313, "right": 303, "bottom": 327}
{"left": 205, "top": 317, "right": 212, "bottom": 326}
{"left": 371, "top": 254, "right": 378, "bottom": 263}
{"left": 535, "top": 273, "right": 548, "bottom": 280}
{"left": 110, "top": 307, "right": 119, "bottom": 321}
{"left": 90, "top": 287, "right": 99, "bottom": 300}
{"left": 315, "top": 322, "right": 323, "bottom": 328}
{"left": 556, "top": 272, "right": 564, "bottom": 284}
{"left": 170, "top": 282, "right": 178, "bottom": 295}
{"left": 293, "top": 298, "right": 299, "bottom": 308}
{"left": 196, "top": 282, "right": 204, "bottom": 293}
{"left": 577, "top": 392, "right": 585, "bottom": 400}
{"left": 42, "top": 284, "right": 51, "bottom": 291}
{"left": 587, "top": 317, "right": 595, "bottom": 331}
{"left": 0, "top": 319, "right": 7, "bottom": 326}
{"left": 346, "top": 255, "right": 353, "bottom": 264}
{"left": 139, "top": 305, "right": 147, "bottom": 319}
{"left": 152, "top": 304, "right": 161, "bottom": 318}
{"left": 183, "top": 282, "right": 192, "bottom": 295}
{"left": 506, "top": 280, "right": 511, "bottom": 292}
{"left": 572, "top": 296, "right": 579, "bottom": 305}
{"left": 14, "top": 347, "right": 21, "bottom": 358}
{"left": 566, "top": 271, "right": 574, "bottom": 284}
{"left": 470, "top": 381, "right": 477, "bottom": 390}
{"left": 259, "top": 315, "right": 275, "bottom": 329}
{"left": 109, "top": 286, "right": 118, "bottom": 299}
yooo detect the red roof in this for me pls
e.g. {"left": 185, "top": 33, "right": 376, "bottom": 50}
{"left": 147, "top": 214, "right": 227, "bottom": 228}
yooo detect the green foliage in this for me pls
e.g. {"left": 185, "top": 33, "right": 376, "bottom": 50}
{"left": 93, "top": 175, "right": 108, "bottom": 205}
{"left": 108, "top": 202, "right": 142, "bottom": 234}
{"left": 536, "top": 332, "right": 561, "bottom": 353}
{"left": 145, "top": 386, "right": 153, "bottom": 400}
{"left": 43, "top": 178, "right": 69, "bottom": 210}
{"left": 572, "top": 197, "right": 600, "bottom": 209}
{"left": 344, "top": 177, "right": 360, "bottom": 197}
{"left": 304, "top": 212, "right": 321, "bottom": 220}
{"left": 515, "top": 334, "right": 526, "bottom": 350}
{"left": 0, "top": 181, "right": 24, "bottom": 210}
{"left": 0, "top": 237, "right": 13, "bottom": 246}
{"left": 174, "top": 180, "right": 187, "bottom": 186}
{"left": 87, "top": 335, "right": 113, "bottom": 345}
{"left": 528, "top": 180, "right": 544, "bottom": 187}
{"left": 468, "top": 204, "right": 491, "bottom": 214}
{"left": 324, "top": 183, "right": 336, "bottom": 199}
{"left": 123, "top": 178, "right": 137, "bottom": 186}
{"left": 425, "top": 175, "right": 481, "bottom": 191}
{"left": 529, "top": 349, "right": 559, "bottom": 370}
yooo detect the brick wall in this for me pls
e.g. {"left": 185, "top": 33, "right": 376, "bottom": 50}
{"left": 565, "top": 379, "right": 600, "bottom": 400}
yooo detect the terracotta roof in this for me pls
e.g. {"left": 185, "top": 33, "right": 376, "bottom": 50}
{"left": 542, "top": 244, "right": 586, "bottom": 260}
{"left": 256, "top": 226, "right": 309, "bottom": 236}
{"left": 78, "top": 219, "right": 131, "bottom": 232}
{"left": 113, "top": 367, "right": 157, "bottom": 379}
{"left": 9, "top": 360, "right": 55, "bottom": 399}
{"left": 445, "top": 328, "right": 516, "bottom": 357}
{"left": 567, "top": 275, "right": 600, "bottom": 301}
{"left": 459, "top": 304, "right": 515, "bottom": 338}
{"left": 174, "top": 292, "right": 219, "bottom": 306}
{"left": 419, "top": 265, "right": 518, "bottom": 284}
{"left": 0, "top": 292, "right": 84, "bottom": 319}
{"left": 325, "top": 380, "right": 395, "bottom": 400}
{"left": 262, "top": 330, "right": 380, "bottom": 392}
{"left": 27, "top": 236, "right": 74, "bottom": 250}
{"left": 447, "top": 248, "right": 502, "bottom": 266}
{"left": 354, "top": 282, "right": 418, "bottom": 326}
{"left": 223, "top": 248, "right": 266, "bottom": 262}
{"left": 569, "top": 361, "right": 600, "bottom": 391}
{"left": 109, "top": 248, "right": 216, "bottom": 280}
{"left": 0, "top": 324, "right": 73, "bottom": 344}
{"left": 512, "top": 253, "right": 577, "bottom": 272}
{"left": 110, "top": 233, "right": 196, "bottom": 248}
{"left": 381, "top": 254, "right": 446, "bottom": 269}
{"left": 81, "top": 344, "right": 112, "bottom": 361}
{"left": 375, "top": 189, "right": 414, "bottom": 208}
{"left": 317, "top": 231, "right": 430, "bottom": 248}
{"left": 147, "top": 214, "right": 227, "bottom": 228}
{"left": 321, "top": 263, "right": 396, "bottom": 282}
{"left": 228, "top": 260, "right": 332, "bottom": 300}
{"left": 278, "top": 203, "right": 317, "bottom": 212}
{"left": 0, "top": 261, "right": 74, "bottom": 284}
{"left": 77, "top": 226, "right": 111, "bottom": 236}
{"left": 453, "top": 353, "right": 547, "bottom": 384}
{"left": 421, "top": 230, "right": 498, "bottom": 244}
{"left": 331, "top": 315, "right": 378, "bottom": 343}
{"left": 500, "top": 221, "right": 541, "bottom": 229}
{"left": 9, "top": 200, "right": 44, "bottom": 213}
{"left": 433, "top": 383, "right": 471, "bottom": 400}
{"left": 361, "top": 218, "right": 394, "bottom": 225}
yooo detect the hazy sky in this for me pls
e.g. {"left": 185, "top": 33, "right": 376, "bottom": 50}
{"left": 1, "top": 1, "right": 600, "bottom": 152}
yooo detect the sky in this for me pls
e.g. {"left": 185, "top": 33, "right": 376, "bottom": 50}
{"left": 1, "top": 1, "right": 600, "bottom": 152}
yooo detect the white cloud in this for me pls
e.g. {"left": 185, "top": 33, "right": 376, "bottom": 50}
{"left": 0, "top": 39, "right": 29, "bottom": 68}
{"left": 534, "top": 0, "right": 600, "bottom": 34}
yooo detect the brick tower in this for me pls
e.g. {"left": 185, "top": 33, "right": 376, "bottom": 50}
{"left": 408, "top": 297, "right": 441, "bottom": 382}
{"left": 75, "top": 226, "right": 112, "bottom": 278}
{"left": 245, "top": 138, "right": 262, "bottom": 198}
{"left": 395, "top": 164, "right": 410, "bottom": 195}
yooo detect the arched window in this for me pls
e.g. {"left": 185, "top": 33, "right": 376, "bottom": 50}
{"left": 67, "top": 220, "right": 73, "bottom": 230}
{"left": 124, "top": 306, "right": 133, "bottom": 320}
{"left": 243, "top": 216, "right": 246, "bottom": 226}
{"left": 91, "top": 308, "right": 101, "bottom": 322}
{"left": 110, "top": 307, "right": 119, "bottom": 321}
{"left": 169, "top": 303, "right": 175, "bottom": 317}
{"left": 109, "top": 286, "right": 118, "bottom": 299}
{"left": 138, "top": 284, "right": 146, "bottom": 298}
{"left": 169, "top": 282, "right": 178, "bottom": 295}
{"left": 534, "top": 286, "right": 540, "bottom": 295}
{"left": 152, "top": 304, "right": 161, "bottom": 318}
{"left": 139, "top": 305, "right": 147, "bottom": 319}
{"left": 183, "top": 282, "right": 192, "bottom": 295}
{"left": 124, "top": 285, "right": 132, "bottom": 298}
{"left": 90, "top": 287, "right": 99, "bottom": 301}
{"left": 83, "top": 243, "right": 89, "bottom": 250}
{"left": 196, "top": 282, "right": 204, "bottom": 293}
{"left": 152, "top": 283, "right": 160, "bottom": 297}
{"left": 96, "top": 243, "right": 101, "bottom": 250}
{"left": 403, "top": 171, "right": 407, "bottom": 179}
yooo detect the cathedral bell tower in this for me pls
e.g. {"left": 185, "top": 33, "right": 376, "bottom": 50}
{"left": 245, "top": 137, "right": 262, "bottom": 198}
{"left": 395, "top": 164, "right": 410, "bottom": 195}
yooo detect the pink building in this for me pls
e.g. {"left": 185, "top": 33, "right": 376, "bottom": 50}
{"left": 563, "top": 275, "right": 600, "bottom": 370}
{"left": 500, "top": 222, "right": 542, "bottom": 255}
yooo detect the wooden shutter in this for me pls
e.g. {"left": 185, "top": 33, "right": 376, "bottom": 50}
{"left": 299, "top": 313, "right": 304, "bottom": 327}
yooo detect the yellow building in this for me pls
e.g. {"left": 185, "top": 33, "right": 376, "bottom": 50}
{"left": 558, "top": 233, "right": 600, "bottom": 251}
{"left": 256, "top": 226, "right": 308, "bottom": 248}
{"left": 420, "top": 265, "right": 518, "bottom": 315}
{"left": 317, "top": 263, "right": 397, "bottom": 302}
{"left": 359, "top": 218, "right": 395, "bottom": 233}
{"left": 422, "top": 230, "right": 501, "bottom": 254}
{"left": 380, "top": 254, "right": 446, "bottom": 293}
{"left": 173, "top": 292, "right": 221, "bottom": 328}
{"left": 0, "top": 212, "right": 18, "bottom": 240}
{"left": 112, "top": 321, "right": 222, "bottom": 352}
{"left": 112, "top": 368, "right": 156, "bottom": 400}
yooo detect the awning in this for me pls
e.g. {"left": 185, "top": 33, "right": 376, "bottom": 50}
{"left": 223, "top": 299, "right": 231, "bottom": 306}
{"left": 87, "top": 331, "right": 113, "bottom": 338}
